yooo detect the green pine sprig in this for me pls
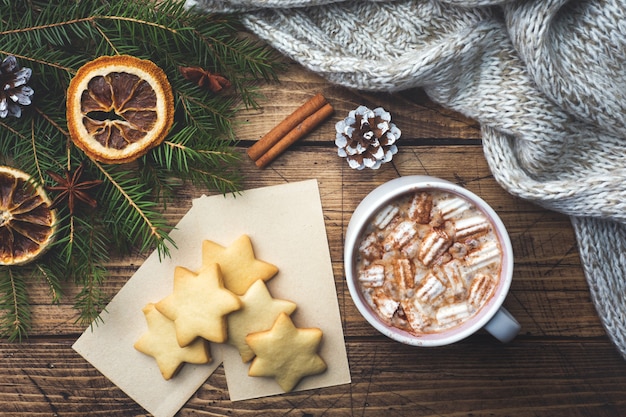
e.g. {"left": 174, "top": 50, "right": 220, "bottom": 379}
{"left": 0, "top": 268, "right": 31, "bottom": 341}
{"left": 0, "top": 0, "right": 284, "bottom": 340}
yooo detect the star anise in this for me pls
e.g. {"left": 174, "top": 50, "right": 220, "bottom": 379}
{"left": 46, "top": 163, "right": 103, "bottom": 214}
{"left": 179, "top": 66, "right": 231, "bottom": 93}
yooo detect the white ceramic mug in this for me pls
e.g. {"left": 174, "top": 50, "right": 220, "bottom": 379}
{"left": 344, "top": 175, "right": 521, "bottom": 346}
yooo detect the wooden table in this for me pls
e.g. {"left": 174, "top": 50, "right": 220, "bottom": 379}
{"left": 2, "top": 60, "right": 626, "bottom": 417}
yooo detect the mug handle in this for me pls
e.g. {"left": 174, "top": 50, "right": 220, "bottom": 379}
{"left": 483, "top": 307, "right": 520, "bottom": 343}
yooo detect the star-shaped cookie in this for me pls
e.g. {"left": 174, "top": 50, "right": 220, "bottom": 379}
{"left": 155, "top": 263, "right": 241, "bottom": 346}
{"left": 134, "top": 303, "right": 211, "bottom": 380}
{"left": 246, "top": 312, "right": 327, "bottom": 392}
{"left": 227, "top": 279, "right": 297, "bottom": 362}
{"left": 202, "top": 234, "right": 278, "bottom": 295}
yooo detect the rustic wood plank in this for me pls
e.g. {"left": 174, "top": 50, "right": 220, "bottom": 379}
{"left": 234, "top": 63, "right": 481, "bottom": 143}
{"left": 1, "top": 339, "right": 625, "bottom": 417}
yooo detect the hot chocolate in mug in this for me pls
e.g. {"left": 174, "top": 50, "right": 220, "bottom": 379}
{"left": 344, "top": 175, "right": 520, "bottom": 346}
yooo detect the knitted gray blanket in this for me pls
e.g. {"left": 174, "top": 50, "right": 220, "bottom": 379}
{"left": 186, "top": 0, "right": 626, "bottom": 358}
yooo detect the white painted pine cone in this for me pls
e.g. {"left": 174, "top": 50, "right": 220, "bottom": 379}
{"left": 335, "top": 105, "right": 400, "bottom": 170}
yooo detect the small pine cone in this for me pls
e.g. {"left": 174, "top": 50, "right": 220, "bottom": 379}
{"left": 335, "top": 105, "right": 401, "bottom": 170}
{"left": 0, "top": 56, "right": 34, "bottom": 118}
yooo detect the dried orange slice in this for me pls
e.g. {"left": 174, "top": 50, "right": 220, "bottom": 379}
{"left": 0, "top": 166, "right": 57, "bottom": 266}
{"left": 66, "top": 55, "right": 174, "bottom": 164}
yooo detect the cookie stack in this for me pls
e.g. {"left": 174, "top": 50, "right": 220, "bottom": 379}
{"left": 134, "top": 234, "right": 327, "bottom": 392}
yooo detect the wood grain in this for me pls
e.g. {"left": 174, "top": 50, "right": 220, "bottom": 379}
{"left": 2, "top": 339, "right": 625, "bottom": 417}
{"left": 1, "top": 60, "right": 625, "bottom": 417}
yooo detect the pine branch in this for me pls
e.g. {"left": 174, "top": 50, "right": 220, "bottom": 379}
{"left": 0, "top": 0, "right": 284, "bottom": 340}
{"left": 34, "top": 264, "right": 63, "bottom": 305}
{"left": 0, "top": 268, "right": 31, "bottom": 342}
{"left": 68, "top": 215, "right": 110, "bottom": 327}
{"left": 96, "top": 163, "right": 176, "bottom": 257}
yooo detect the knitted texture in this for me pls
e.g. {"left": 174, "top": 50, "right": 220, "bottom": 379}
{"left": 186, "top": 0, "right": 626, "bottom": 357}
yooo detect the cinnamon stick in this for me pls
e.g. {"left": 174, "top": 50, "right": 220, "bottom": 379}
{"left": 255, "top": 103, "right": 334, "bottom": 169}
{"left": 248, "top": 93, "right": 328, "bottom": 162}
